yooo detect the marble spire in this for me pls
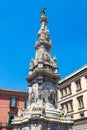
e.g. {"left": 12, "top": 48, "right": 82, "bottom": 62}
{"left": 12, "top": 9, "right": 73, "bottom": 130}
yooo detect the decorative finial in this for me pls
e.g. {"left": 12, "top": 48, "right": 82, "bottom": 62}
{"left": 40, "top": 8, "right": 48, "bottom": 23}
{"left": 40, "top": 8, "right": 46, "bottom": 16}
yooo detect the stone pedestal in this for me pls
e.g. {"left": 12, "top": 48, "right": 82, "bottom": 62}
{"left": 12, "top": 108, "right": 73, "bottom": 130}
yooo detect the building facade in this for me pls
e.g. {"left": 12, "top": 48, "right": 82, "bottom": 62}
{"left": 58, "top": 65, "right": 87, "bottom": 130}
{"left": 0, "top": 89, "right": 28, "bottom": 130}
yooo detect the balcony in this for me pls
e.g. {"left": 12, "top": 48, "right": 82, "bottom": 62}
{"left": 0, "top": 122, "right": 13, "bottom": 128}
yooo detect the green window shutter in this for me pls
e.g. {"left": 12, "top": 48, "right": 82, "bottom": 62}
{"left": 8, "top": 115, "right": 14, "bottom": 125}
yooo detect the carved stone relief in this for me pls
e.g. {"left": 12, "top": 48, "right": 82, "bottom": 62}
{"left": 22, "top": 126, "right": 30, "bottom": 130}
{"left": 31, "top": 122, "right": 42, "bottom": 130}
{"left": 44, "top": 53, "right": 50, "bottom": 62}
{"left": 29, "top": 84, "right": 38, "bottom": 104}
{"left": 38, "top": 83, "right": 43, "bottom": 99}
{"left": 38, "top": 27, "right": 49, "bottom": 42}
{"left": 36, "top": 50, "right": 44, "bottom": 61}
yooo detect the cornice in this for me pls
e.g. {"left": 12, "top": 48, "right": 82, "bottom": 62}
{"left": 58, "top": 89, "right": 87, "bottom": 103}
{"left": 59, "top": 64, "right": 87, "bottom": 85}
{"left": 26, "top": 69, "right": 60, "bottom": 82}
{"left": 0, "top": 89, "right": 28, "bottom": 96}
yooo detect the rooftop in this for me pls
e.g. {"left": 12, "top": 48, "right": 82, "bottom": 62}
{"left": 59, "top": 64, "right": 87, "bottom": 84}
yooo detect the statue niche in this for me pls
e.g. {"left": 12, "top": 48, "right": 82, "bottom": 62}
{"left": 44, "top": 53, "right": 50, "bottom": 62}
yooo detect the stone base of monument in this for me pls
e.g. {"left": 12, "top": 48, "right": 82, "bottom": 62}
{"left": 12, "top": 108, "right": 73, "bottom": 130}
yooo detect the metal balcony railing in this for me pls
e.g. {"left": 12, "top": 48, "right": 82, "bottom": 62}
{"left": 0, "top": 122, "right": 13, "bottom": 127}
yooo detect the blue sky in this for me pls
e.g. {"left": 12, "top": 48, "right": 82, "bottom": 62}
{"left": 0, "top": 0, "right": 87, "bottom": 91}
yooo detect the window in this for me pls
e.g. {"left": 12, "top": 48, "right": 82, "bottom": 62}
{"left": 62, "top": 89, "right": 67, "bottom": 97}
{"left": 61, "top": 100, "right": 73, "bottom": 113}
{"left": 69, "top": 102, "right": 73, "bottom": 112}
{"left": 66, "top": 104, "right": 68, "bottom": 112}
{"left": 67, "top": 85, "right": 71, "bottom": 94}
{"left": 60, "top": 84, "right": 71, "bottom": 98}
{"left": 10, "top": 97, "right": 17, "bottom": 107}
{"left": 75, "top": 79, "right": 81, "bottom": 91}
{"left": 24, "top": 99, "right": 29, "bottom": 109}
{"left": 77, "top": 96, "right": 84, "bottom": 109}
{"left": 8, "top": 115, "right": 14, "bottom": 125}
{"left": 61, "top": 90, "right": 63, "bottom": 97}
{"left": 65, "top": 89, "right": 67, "bottom": 95}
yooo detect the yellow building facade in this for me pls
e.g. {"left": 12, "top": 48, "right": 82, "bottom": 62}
{"left": 58, "top": 65, "right": 87, "bottom": 129}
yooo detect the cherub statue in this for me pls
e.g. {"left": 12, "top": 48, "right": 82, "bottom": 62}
{"left": 30, "top": 59, "right": 34, "bottom": 68}
{"left": 53, "top": 56, "right": 57, "bottom": 66}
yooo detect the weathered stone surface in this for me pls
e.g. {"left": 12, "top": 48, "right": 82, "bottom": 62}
{"left": 12, "top": 9, "right": 73, "bottom": 130}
